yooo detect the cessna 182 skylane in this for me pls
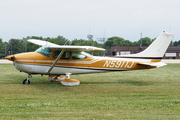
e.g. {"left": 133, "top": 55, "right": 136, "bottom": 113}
{"left": 5, "top": 32, "right": 174, "bottom": 86}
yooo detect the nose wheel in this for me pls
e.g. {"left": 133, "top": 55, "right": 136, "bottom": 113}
{"left": 23, "top": 79, "right": 30, "bottom": 84}
{"left": 23, "top": 74, "right": 31, "bottom": 85}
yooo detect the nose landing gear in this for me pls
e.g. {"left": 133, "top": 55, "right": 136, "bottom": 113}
{"left": 23, "top": 74, "right": 32, "bottom": 85}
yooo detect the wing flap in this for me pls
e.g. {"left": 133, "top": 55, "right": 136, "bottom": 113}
{"left": 49, "top": 46, "right": 105, "bottom": 52}
{"left": 137, "top": 62, "right": 166, "bottom": 68}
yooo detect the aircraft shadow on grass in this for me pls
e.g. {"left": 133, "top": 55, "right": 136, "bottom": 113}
{"left": 2, "top": 77, "right": 153, "bottom": 86}
{"left": 79, "top": 80, "right": 154, "bottom": 86}
{"left": 27, "top": 77, "right": 154, "bottom": 86}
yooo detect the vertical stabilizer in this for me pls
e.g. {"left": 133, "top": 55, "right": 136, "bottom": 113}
{"left": 120, "top": 32, "right": 175, "bottom": 58}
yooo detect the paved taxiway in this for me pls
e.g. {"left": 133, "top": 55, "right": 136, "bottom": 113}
{"left": 0, "top": 59, "right": 13, "bottom": 63}
{"left": 0, "top": 59, "right": 180, "bottom": 64}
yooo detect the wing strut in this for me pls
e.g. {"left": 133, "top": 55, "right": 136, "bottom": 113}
{"left": 46, "top": 49, "right": 65, "bottom": 74}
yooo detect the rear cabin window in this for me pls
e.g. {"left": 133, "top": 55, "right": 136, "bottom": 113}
{"left": 53, "top": 51, "right": 70, "bottom": 59}
{"left": 72, "top": 52, "right": 87, "bottom": 59}
{"left": 35, "top": 46, "right": 52, "bottom": 57}
{"left": 82, "top": 52, "right": 93, "bottom": 57}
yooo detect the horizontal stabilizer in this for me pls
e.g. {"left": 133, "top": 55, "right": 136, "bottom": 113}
{"left": 137, "top": 62, "right": 167, "bottom": 68}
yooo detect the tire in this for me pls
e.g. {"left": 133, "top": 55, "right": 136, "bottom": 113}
{"left": 23, "top": 79, "right": 30, "bottom": 85}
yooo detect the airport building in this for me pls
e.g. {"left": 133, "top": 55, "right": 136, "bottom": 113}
{"left": 111, "top": 46, "right": 180, "bottom": 59}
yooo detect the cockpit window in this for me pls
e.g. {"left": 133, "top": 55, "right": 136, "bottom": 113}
{"left": 53, "top": 51, "right": 70, "bottom": 59}
{"left": 35, "top": 46, "right": 52, "bottom": 57}
{"left": 72, "top": 52, "right": 87, "bottom": 59}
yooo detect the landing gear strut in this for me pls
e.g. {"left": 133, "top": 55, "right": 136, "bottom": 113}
{"left": 23, "top": 74, "right": 31, "bottom": 85}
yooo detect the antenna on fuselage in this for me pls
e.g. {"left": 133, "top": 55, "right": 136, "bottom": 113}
{"left": 96, "top": 30, "right": 107, "bottom": 56}
{"left": 64, "top": 39, "right": 69, "bottom": 45}
{"left": 69, "top": 40, "right": 73, "bottom": 45}
{"left": 87, "top": 27, "right": 93, "bottom": 46}
{"left": 140, "top": 30, "right": 142, "bottom": 51}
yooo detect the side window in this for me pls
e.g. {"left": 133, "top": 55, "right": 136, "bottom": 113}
{"left": 72, "top": 52, "right": 87, "bottom": 59}
{"left": 54, "top": 51, "right": 60, "bottom": 58}
{"left": 62, "top": 52, "right": 70, "bottom": 59}
{"left": 53, "top": 51, "right": 70, "bottom": 59}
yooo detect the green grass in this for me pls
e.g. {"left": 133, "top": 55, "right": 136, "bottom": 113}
{"left": 0, "top": 63, "right": 180, "bottom": 120}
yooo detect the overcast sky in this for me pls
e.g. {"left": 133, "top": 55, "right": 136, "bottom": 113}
{"left": 0, "top": 0, "right": 180, "bottom": 42}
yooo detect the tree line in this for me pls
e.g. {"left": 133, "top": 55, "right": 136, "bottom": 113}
{"left": 0, "top": 35, "right": 179, "bottom": 58}
{"left": 0, "top": 36, "right": 102, "bottom": 58}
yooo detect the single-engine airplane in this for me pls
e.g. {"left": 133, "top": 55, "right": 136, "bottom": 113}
{"left": 5, "top": 31, "right": 174, "bottom": 86}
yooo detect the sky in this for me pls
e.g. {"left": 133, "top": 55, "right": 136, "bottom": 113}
{"left": 0, "top": 0, "right": 180, "bottom": 42}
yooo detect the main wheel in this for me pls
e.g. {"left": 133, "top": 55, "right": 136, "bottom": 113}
{"left": 23, "top": 79, "right": 30, "bottom": 85}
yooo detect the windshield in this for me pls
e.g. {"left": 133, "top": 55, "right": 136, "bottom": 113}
{"left": 35, "top": 46, "right": 52, "bottom": 57}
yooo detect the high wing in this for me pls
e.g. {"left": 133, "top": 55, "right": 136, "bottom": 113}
{"left": 28, "top": 39, "right": 105, "bottom": 52}
{"left": 137, "top": 62, "right": 166, "bottom": 68}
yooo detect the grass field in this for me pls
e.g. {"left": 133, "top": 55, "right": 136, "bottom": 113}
{"left": 0, "top": 64, "right": 180, "bottom": 120}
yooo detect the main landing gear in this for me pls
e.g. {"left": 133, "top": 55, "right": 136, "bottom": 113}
{"left": 23, "top": 74, "right": 32, "bottom": 85}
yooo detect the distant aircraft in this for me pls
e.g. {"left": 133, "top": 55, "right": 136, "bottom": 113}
{"left": 5, "top": 32, "right": 174, "bottom": 86}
